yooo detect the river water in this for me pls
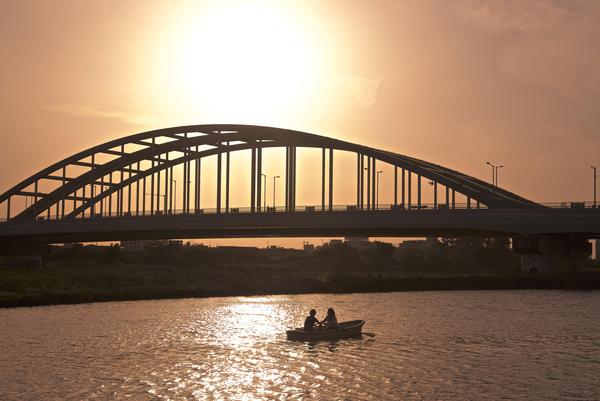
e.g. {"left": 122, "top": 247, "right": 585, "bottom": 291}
{"left": 1, "top": 291, "right": 599, "bottom": 400}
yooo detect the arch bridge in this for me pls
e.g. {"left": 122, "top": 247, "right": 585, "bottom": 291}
{"left": 1, "top": 125, "right": 599, "bottom": 274}
{"left": 0, "top": 124, "right": 538, "bottom": 224}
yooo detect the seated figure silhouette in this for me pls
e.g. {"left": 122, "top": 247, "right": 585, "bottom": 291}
{"left": 321, "top": 307, "right": 339, "bottom": 330}
{"left": 303, "top": 309, "right": 321, "bottom": 332}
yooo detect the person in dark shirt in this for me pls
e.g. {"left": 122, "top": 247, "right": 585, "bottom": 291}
{"left": 303, "top": 309, "right": 321, "bottom": 331}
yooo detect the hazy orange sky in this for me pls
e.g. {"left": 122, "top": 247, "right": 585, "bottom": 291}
{"left": 1, "top": 0, "right": 600, "bottom": 247}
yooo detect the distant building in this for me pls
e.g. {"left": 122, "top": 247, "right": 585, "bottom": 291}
{"left": 120, "top": 239, "right": 183, "bottom": 251}
{"left": 397, "top": 240, "right": 427, "bottom": 251}
{"left": 394, "top": 237, "right": 439, "bottom": 259}
{"left": 120, "top": 240, "right": 154, "bottom": 252}
{"left": 303, "top": 241, "right": 315, "bottom": 253}
{"left": 397, "top": 237, "right": 438, "bottom": 250}
{"left": 215, "top": 245, "right": 259, "bottom": 252}
{"left": 344, "top": 236, "right": 373, "bottom": 250}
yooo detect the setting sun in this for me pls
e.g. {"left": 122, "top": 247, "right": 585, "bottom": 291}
{"left": 153, "top": 1, "right": 332, "bottom": 123}
{"left": 2, "top": 2, "right": 600, "bottom": 400}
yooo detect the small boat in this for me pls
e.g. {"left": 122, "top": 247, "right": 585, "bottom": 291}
{"left": 286, "top": 320, "right": 365, "bottom": 341}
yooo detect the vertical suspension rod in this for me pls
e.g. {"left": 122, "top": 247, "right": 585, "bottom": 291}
{"left": 136, "top": 161, "right": 140, "bottom": 216}
{"left": 371, "top": 157, "right": 376, "bottom": 210}
{"left": 356, "top": 153, "right": 361, "bottom": 208}
{"left": 120, "top": 144, "right": 125, "bottom": 216}
{"left": 394, "top": 166, "right": 398, "bottom": 207}
{"left": 109, "top": 172, "right": 113, "bottom": 217}
{"left": 163, "top": 154, "right": 168, "bottom": 213}
{"left": 321, "top": 148, "right": 326, "bottom": 211}
{"left": 366, "top": 156, "right": 371, "bottom": 210}
{"left": 285, "top": 146, "right": 289, "bottom": 212}
{"left": 217, "top": 149, "right": 222, "bottom": 214}
{"left": 195, "top": 149, "right": 201, "bottom": 213}
{"left": 417, "top": 174, "right": 422, "bottom": 210}
{"left": 359, "top": 155, "right": 364, "bottom": 210}
{"left": 250, "top": 145, "right": 256, "bottom": 212}
{"left": 408, "top": 171, "right": 412, "bottom": 209}
{"left": 256, "top": 141, "right": 262, "bottom": 212}
{"left": 329, "top": 148, "right": 333, "bottom": 211}
{"left": 226, "top": 143, "right": 230, "bottom": 213}
{"left": 61, "top": 166, "right": 66, "bottom": 219}
{"left": 150, "top": 138, "right": 155, "bottom": 216}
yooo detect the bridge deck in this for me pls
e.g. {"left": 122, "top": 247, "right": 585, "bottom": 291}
{"left": 1, "top": 208, "right": 599, "bottom": 244}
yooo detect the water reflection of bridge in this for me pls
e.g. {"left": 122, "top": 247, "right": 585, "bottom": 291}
{"left": 1, "top": 125, "right": 598, "bottom": 272}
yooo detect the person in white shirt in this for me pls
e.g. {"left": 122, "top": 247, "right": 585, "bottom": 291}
{"left": 321, "top": 308, "right": 338, "bottom": 330}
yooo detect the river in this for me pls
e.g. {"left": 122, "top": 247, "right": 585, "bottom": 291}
{"left": 1, "top": 291, "right": 599, "bottom": 400}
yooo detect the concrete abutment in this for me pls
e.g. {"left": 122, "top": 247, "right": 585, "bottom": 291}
{"left": 513, "top": 235, "right": 592, "bottom": 273}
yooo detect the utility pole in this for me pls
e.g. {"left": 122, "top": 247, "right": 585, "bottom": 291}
{"left": 592, "top": 165, "right": 597, "bottom": 208}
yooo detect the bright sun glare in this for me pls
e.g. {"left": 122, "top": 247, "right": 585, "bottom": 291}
{"left": 155, "top": 1, "right": 331, "bottom": 124}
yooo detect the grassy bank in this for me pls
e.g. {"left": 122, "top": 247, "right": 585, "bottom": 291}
{"left": 2, "top": 260, "right": 600, "bottom": 308}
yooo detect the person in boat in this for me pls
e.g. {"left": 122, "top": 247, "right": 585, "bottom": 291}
{"left": 321, "top": 308, "right": 339, "bottom": 330}
{"left": 303, "top": 309, "right": 321, "bottom": 332}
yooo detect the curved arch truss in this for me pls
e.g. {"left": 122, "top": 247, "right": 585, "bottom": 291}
{"left": 0, "top": 124, "right": 540, "bottom": 222}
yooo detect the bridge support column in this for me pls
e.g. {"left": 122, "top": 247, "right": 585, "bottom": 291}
{"left": 513, "top": 235, "right": 592, "bottom": 273}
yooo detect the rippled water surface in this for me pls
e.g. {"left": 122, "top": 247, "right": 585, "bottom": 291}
{"left": 1, "top": 291, "right": 600, "bottom": 400}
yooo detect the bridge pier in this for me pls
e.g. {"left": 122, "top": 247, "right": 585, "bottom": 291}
{"left": 513, "top": 235, "right": 592, "bottom": 273}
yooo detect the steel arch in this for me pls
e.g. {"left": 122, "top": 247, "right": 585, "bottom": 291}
{"left": 0, "top": 124, "right": 540, "bottom": 221}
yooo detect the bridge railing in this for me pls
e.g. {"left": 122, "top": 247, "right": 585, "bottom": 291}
{"left": 2, "top": 202, "right": 488, "bottom": 222}
{"left": 2, "top": 201, "right": 599, "bottom": 223}
{"left": 540, "top": 201, "right": 599, "bottom": 209}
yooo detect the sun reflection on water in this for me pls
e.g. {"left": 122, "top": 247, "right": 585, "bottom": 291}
{"left": 204, "top": 296, "right": 290, "bottom": 348}
{"left": 3, "top": 293, "right": 597, "bottom": 400}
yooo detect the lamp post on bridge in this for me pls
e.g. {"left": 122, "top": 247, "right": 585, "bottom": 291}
{"left": 376, "top": 170, "right": 383, "bottom": 210}
{"left": 495, "top": 165, "right": 503, "bottom": 187}
{"left": 272, "top": 175, "right": 280, "bottom": 210}
{"left": 486, "top": 161, "right": 503, "bottom": 186}
{"left": 592, "top": 165, "right": 597, "bottom": 208}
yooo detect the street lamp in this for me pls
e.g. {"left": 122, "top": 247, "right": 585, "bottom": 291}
{"left": 592, "top": 165, "right": 597, "bottom": 208}
{"left": 486, "top": 162, "right": 503, "bottom": 186}
{"left": 486, "top": 161, "right": 495, "bottom": 185}
{"left": 376, "top": 170, "right": 383, "bottom": 209}
{"left": 495, "top": 165, "right": 504, "bottom": 187}
{"left": 272, "top": 175, "right": 280, "bottom": 209}
{"left": 261, "top": 174, "right": 267, "bottom": 211}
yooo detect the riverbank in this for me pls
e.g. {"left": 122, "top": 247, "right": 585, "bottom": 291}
{"left": 2, "top": 262, "right": 599, "bottom": 308}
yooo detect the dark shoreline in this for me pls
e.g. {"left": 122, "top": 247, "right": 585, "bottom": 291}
{"left": 2, "top": 274, "right": 600, "bottom": 309}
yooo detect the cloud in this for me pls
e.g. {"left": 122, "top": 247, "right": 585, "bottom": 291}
{"left": 455, "top": 0, "right": 576, "bottom": 35}
{"left": 455, "top": 1, "right": 600, "bottom": 96}
{"left": 337, "top": 75, "right": 382, "bottom": 108}
{"left": 42, "top": 104, "right": 163, "bottom": 126}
